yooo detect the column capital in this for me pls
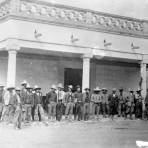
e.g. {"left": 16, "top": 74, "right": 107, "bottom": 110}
{"left": 141, "top": 54, "right": 148, "bottom": 64}
{"left": 82, "top": 53, "right": 93, "bottom": 59}
{"left": 140, "top": 61, "right": 147, "bottom": 65}
{"left": 6, "top": 44, "right": 20, "bottom": 53}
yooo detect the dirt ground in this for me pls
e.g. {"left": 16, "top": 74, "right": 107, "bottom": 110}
{"left": 0, "top": 117, "right": 148, "bottom": 148}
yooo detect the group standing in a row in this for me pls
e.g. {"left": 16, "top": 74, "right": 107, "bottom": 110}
{"left": 0, "top": 80, "right": 146, "bottom": 129}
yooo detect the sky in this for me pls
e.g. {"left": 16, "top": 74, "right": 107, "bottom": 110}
{"left": 44, "top": 0, "right": 148, "bottom": 20}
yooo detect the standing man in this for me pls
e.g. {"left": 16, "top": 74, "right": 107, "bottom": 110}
{"left": 125, "top": 88, "right": 135, "bottom": 119}
{"left": 14, "top": 87, "right": 22, "bottom": 129}
{"left": 74, "top": 85, "right": 83, "bottom": 121}
{"left": 118, "top": 88, "right": 126, "bottom": 117}
{"left": 0, "top": 84, "right": 4, "bottom": 120}
{"left": 46, "top": 85, "right": 57, "bottom": 121}
{"left": 64, "top": 85, "right": 74, "bottom": 120}
{"left": 20, "top": 80, "right": 27, "bottom": 122}
{"left": 6, "top": 86, "right": 19, "bottom": 124}
{"left": 135, "top": 88, "right": 143, "bottom": 119}
{"left": 25, "top": 84, "right": 34, "bottom": 122}
{"left": 145, "top": 89, "right": 148, "bottom": 120}
{"left": 91, "top": 87, "right": 102, "bottom": 119}
{"left": 101, "top": 88, "right": 109, "bottom": 118}
{"left": 108, "top": 88, "right": 118, "bottom": 120}
{"left": 56, "top": 83, "right": 65, "bottom": 121}
{"left": 31, "top": 87, "right": 35, "bottom": 121}
{"left": 34, "top": 85, "right": 44, "bottom": 121}
{"left": 83, "top": 88, "right": 91, "bottom": 121}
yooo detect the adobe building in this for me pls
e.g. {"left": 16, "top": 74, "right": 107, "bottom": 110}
{"left": 0, "top": 0, "right": 148, "bottom": 96}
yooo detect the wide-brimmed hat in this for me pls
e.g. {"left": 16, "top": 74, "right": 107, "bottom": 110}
{"left": 21, "top": 80, "right": 27, "bottom": 85}
{"left": 68, "top": 85, "right": 73, "bottom": 89}
{"left": 128, "top": 88, "right": 134, "bottom": 92}
{"left": 34, "top": 85, "right": 41, "bottom": 90}
{"left": 57, "top": 83, "right": 64, "bottom": 88}
{"left": 136, "top": 88, "right": 142, "bottom": 92}
{"left": 15, "top": 87, "right": 20, "bottom": 91}
{"left": 51, "top": 84, "right": 57, "bottom": 90}
{"left": 0, "top": 84, "right": 4, "bottom": 87}
{"left": 7, "top": 86, "right": 15, "bottom": 90}
{"left": 119, "top": 87, "right": 124, "bottom": 91}
{"left": 112, "top": 88, "right": 116, "bottom": 92}
{"left": 94, "top": 86, "right": 101, "bottom": 92}
{"left": 76, "top": 85, "right": 81, "bottom": 89}
{"left": 84, "top": 88, "right": 90, "bottom": 91}
{"left": 102, "top": 88, "right": 108, "bottom": 91}
{"left": 26, "top": 84, "right": 32, "bottom": 89}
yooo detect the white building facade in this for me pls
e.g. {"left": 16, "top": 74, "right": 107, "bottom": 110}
{"left": 0, "top": 0, "right": 148, "bottom": 97}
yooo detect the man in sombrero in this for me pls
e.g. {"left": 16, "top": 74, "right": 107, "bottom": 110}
{"left": 20, "top": 80, "right": 27, "bottom": 122}
{"left": 24, "top": 84, "right": 34, "bottom": 122}
{"left": 64, "top": 85, "right": 74, "bottom": 120}
{"left": 73, "top": 85, "right": 83, "bottom": 121}
{"left": 101, "top": 88, "right": 109, "bottom": 118}
{"left": 83, "top": 87, "right": 91, "bottom": 121}
{"left": 34, "top": 85, "right": 45, "bottom": 121}
{"left": 135, "top": 88, "right": 143, "bottom": 119}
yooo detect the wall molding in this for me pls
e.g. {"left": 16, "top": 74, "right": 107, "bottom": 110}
{"left": 0, "top": 0, "right": 148, "bottom": 39}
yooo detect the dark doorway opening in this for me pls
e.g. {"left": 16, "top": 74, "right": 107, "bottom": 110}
{"left": 64, "top": 68, "right": 82, "bottom": 92}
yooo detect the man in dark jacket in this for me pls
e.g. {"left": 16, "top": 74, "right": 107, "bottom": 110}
{"left": 24, "top": 84, "right": 34, "bottom": 122}
{"left": 125, "top": 88, "right": 135, "bottom": 119}
{"left": 83, "top": 88, "right": 91, "bottom": 121}
{"left": 46, "top": 84, "right": 57, "bottom": 121}
{"left": 108, "top": 88, "right": 118, "bottom": 120}
{"left": 118, "top": 88, "right": 126, "bottom": 117}
{"left": 34, "top": 85, "right": 44, "bottom": 121}
{"left": 73, "top": 85, "right": 83, "bottom": 121}
{"left": 135, "top": 89, "right": 143, "bottom": 119}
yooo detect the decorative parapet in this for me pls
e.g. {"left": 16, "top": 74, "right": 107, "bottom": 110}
{"left": 0, "top": 0, "right": 10, "bottom": 18}
{"left": 0, "top": 0, "right": 148, "bottom": 38}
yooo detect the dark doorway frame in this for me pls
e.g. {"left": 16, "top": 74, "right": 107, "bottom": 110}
{"left": 64, "top": 68, "right": 82, "bottom": 92}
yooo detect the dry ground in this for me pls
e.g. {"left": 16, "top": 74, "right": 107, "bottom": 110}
{"left": 0, "top": 118, "right": 148, "bottom": 148}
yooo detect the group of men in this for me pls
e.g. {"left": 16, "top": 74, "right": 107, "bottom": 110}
{"left": 0, "top": 80, "right": 146, "bottom": 129}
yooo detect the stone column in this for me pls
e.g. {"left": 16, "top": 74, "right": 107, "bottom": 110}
{"left": 6, "top": 47, "right": 19, "bottom": 87}
{"left": 140, "top": 62, "right": 147, "bottom": 98}
{"left": 82, "top": 54, "right": 93, "bottom": 92}
{"left": 140, "top": 62, "right": 147, "bottom": 113}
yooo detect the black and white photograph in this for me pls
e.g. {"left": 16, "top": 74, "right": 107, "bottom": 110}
{"left": 0, "top": 0, "right": 148, "bottom": 148}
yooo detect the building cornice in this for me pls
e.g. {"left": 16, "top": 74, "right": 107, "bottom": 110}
{"left": 0, "top": 0, "right": 148, "bottom": 39}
